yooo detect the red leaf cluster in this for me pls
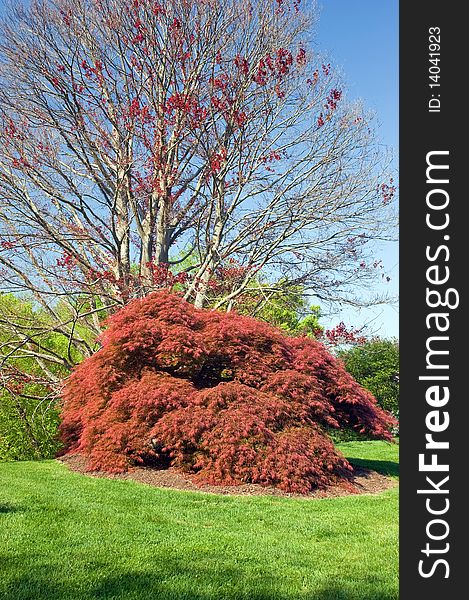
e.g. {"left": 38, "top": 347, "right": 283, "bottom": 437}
{"left": 59, "top": 291, "right": 395, "bottom": 492}
{"left": 320, "top": 322, "right": 367, "bottom": 347}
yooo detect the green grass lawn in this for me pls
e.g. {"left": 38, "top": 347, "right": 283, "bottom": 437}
{"left": 0, "top": 441, "right": 398, "bottom": 600}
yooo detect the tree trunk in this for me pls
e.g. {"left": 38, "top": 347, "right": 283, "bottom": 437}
{"left": 194, "top": 218, "right": 224, "bottom": 308}
{"left": 115, "top": 184, "right": 131, "bottom": 300}
{"left": 154, "top": 195, "right": 170, "bottom": 265}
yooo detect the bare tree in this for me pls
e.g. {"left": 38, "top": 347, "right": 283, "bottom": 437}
{"left": 0, "top": 0, "right": 396, "bottom": 388}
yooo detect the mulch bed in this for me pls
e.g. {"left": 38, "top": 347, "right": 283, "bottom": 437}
{"left": 58, "top": 454, "right": 397, "bottom": 499}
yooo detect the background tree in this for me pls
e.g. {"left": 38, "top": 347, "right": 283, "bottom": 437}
{"left": 337, "top": 338, "right": 399, "bottom": 418}
{"left": 251, "top": 287, "right": 322, "bottom": 336}
{"left": 0, "top": 0, "right": 396, "bottom": 397}
{"left": 0, "top": 294, "right": 75, "bottom": 459}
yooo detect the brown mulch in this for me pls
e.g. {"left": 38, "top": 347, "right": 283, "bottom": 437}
{"left": 58, "top": 454, "right": 397, "bottom": 499}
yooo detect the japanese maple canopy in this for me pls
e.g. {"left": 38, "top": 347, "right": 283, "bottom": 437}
{"left": 0, "top": 0, "right": 395, "bottom": 313}
{"left": 60, "top": 290, "right": 395, "bottom": 492}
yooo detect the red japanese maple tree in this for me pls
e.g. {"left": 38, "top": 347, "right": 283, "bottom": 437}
{"left": 59, "top": 291, "right": 395, "bottom": 492}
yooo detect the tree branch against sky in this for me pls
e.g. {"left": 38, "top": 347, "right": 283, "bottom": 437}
{"left": 316, "top": 0, "right": 398, "bottom": 336}
{"left": 0, "top": 0, "right": 396, "bottom": 386}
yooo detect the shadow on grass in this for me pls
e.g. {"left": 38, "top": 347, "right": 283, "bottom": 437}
{"left": 308, "top": 586, "right": 396, "bottom": 600}
{"left": 347, "top": 458, "right": 399, "bottom": 478}
{"left": 0, "top": 503, "right": 24, "bottom": 514}
{"left": 92, "top": 574, "right": 397, "bottom": 600}
{"left": 0, "top": 559, "right": 397, "bottom": 600}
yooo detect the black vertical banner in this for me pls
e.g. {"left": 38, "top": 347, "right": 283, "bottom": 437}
{"left": 400, "top": 2, "right": 466, "bottom": 598}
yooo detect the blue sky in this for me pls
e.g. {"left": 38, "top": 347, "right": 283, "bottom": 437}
{"left": 315, "top": 0, "right": 399, "bottom": 339}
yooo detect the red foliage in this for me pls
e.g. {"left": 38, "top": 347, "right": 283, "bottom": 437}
{"left": 320, "top": 322, "right": 367, "bottom": 347}
{"left": 59, "top": 291, "right": 395, "bottom": 492}
{"left": 380, "top": 178, "right": 396, "bottom": 204}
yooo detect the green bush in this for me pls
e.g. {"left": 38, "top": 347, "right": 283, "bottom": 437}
{"left": 234, "top": 283, "right": 322, "bottom": 336}
{"left": 0, "top": 392, "right": 61, "bottom": 460}
{"left": 0, "top": 294, "right": 96, "bottom": 461}
{"left": 338, "top": 338, "right": 399, "bottom": 418}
